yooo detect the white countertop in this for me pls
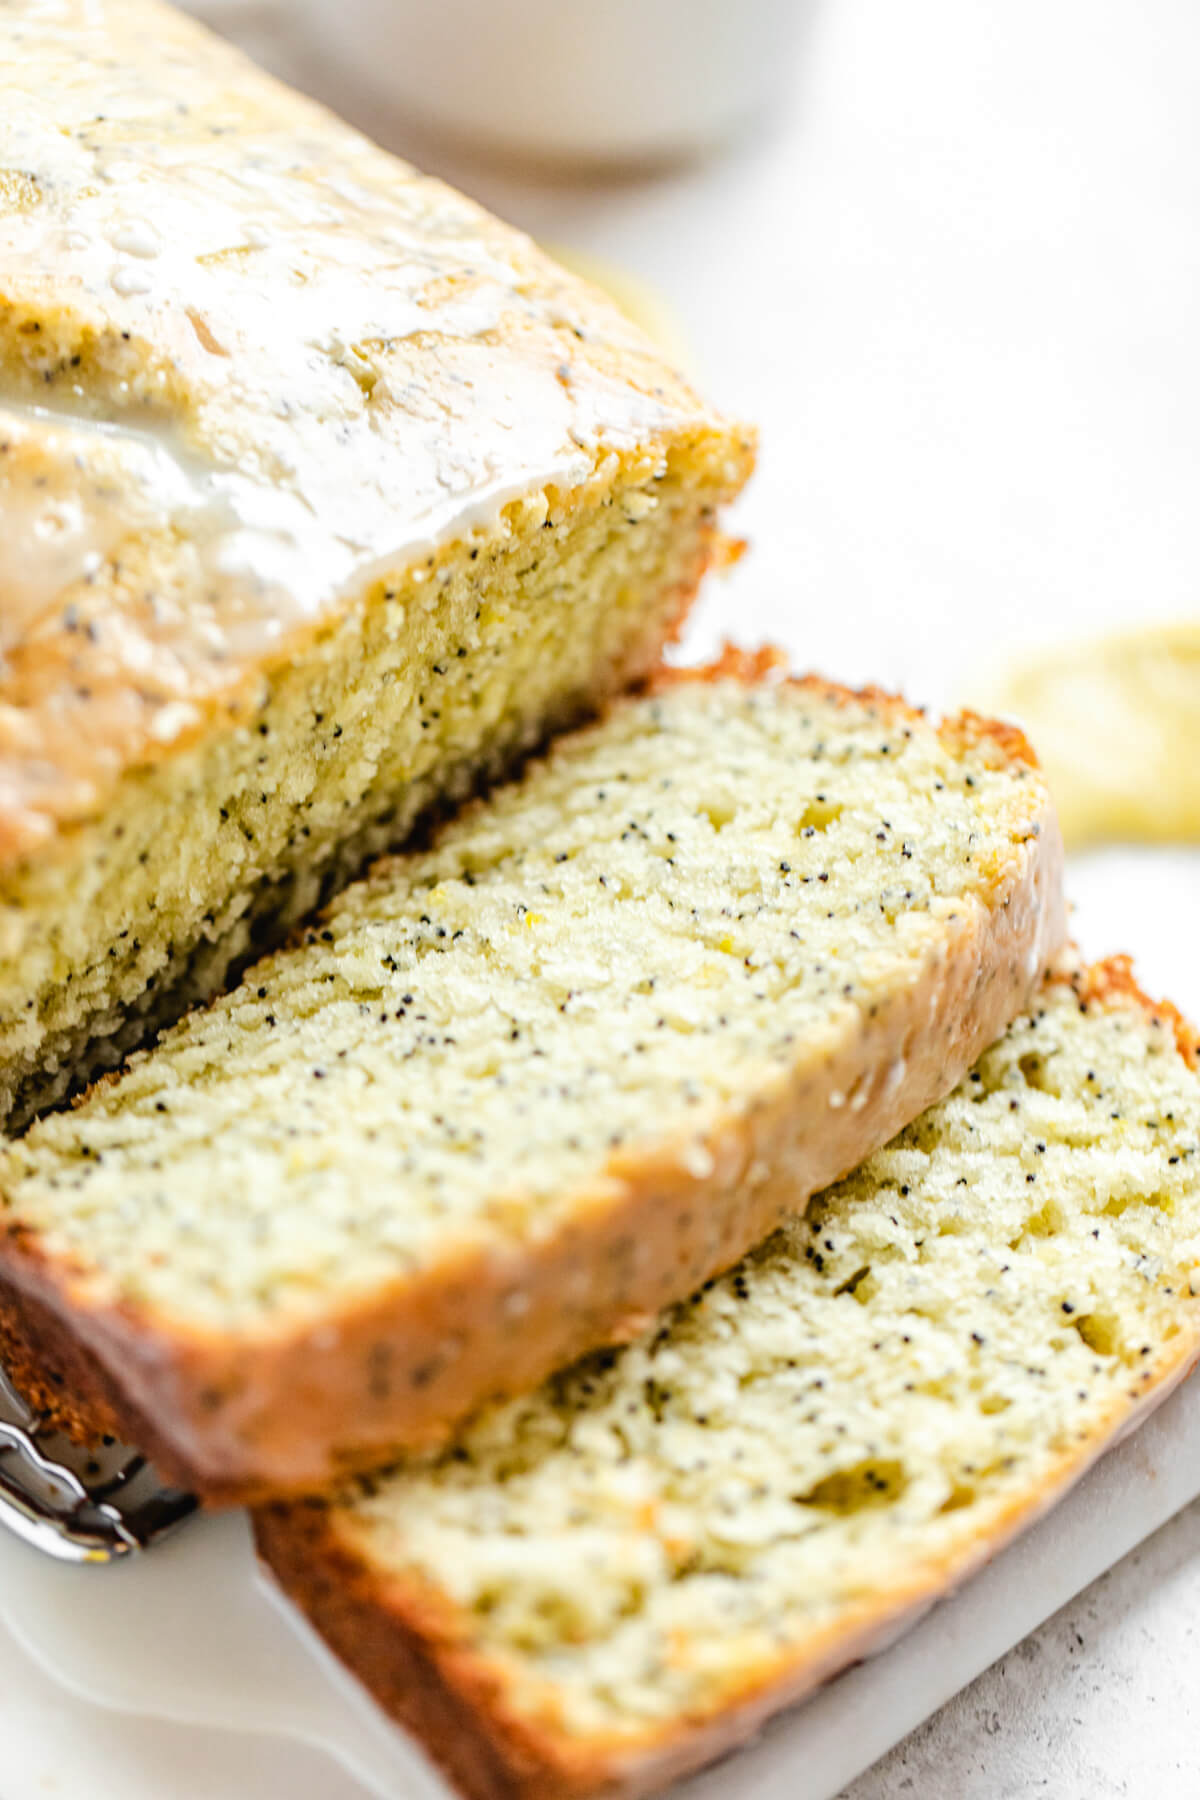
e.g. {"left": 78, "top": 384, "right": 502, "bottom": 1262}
{"left": 5, "top": 0, "right": 1200, "bottom": 1792}
{"left": 843, "top": 1494, "right": 1200, "bottom": 1800}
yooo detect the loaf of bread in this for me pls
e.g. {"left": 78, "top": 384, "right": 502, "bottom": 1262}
{"left": 0, "top": 654, "right": 1062, "bottom": 1500}
{"left": 0, "top": 0, "right": 753, "bottom": 1128}
{"left": 256, "top": 958, "right": 1200, "bottom": 1800}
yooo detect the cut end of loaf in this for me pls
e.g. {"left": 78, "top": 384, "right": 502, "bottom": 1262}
{"left": 0, "top": 447, "right": 745, "bottom": 1132}
{"left": 0, "top": 0, "right": 755, "bottom": 1129}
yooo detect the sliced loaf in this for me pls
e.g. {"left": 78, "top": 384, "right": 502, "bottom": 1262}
{"left": 0, "top": 655, "right": 1062, "bottom": 1499}
{"left": 256, "top": 958, "right": 1200, "bottom": 1800}
{"left": 0, "top": 0, "right": 752, "bottom": 1127}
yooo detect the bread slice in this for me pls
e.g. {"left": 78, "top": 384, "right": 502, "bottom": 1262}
{"left": 0, "top": 0, "right": 753, "bottom": 1129}
{"left": 255, "top": 958, "right": 1200, "bottom": 1800}
{"left": 0, "top": 654, "right": 1063, "bottom": 1500}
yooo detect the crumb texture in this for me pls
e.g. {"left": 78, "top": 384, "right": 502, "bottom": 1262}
{"left": 320, "top": 973, "right": 1200, "bottom": 1749}
{"left": 0, "top": 0, "right": 751, "bottom": 1120}
{"left": 1, "top": 677, "right": 1047, "bottom": 1336}
{"left": 0, "top": 473, "right": 719, "bottom": 1128}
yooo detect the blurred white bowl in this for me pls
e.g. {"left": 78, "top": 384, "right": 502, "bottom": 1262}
{"left": 294, "top": 0, "right": 811, "bottom": 168}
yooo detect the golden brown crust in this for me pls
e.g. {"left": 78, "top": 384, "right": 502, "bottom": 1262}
{"left": 646, "top": 643, "right": 790, "bottom": 690}
{"left": 1048, "top": 951, "right": 1200, "bottom": 1069}
{"left": 255, "top": 1502, "right": 575, "bottom": 1800}
{"left": 940, "top": 708, "right": 1041, "bottom": 771}
{"left": 0, "top": 1302, "right": 114, "bottom": 1446}
{"left": 651, "top": 649, "right": 1044, "bottom": 774}
{"left": 254, "top": 1326, "right": 1200, "bottom": 1800}
{"left": 648, "top": 645, "right": 923, "bottom": 723}
{"left": 0, "top": 663, "right": 1066, "bottom": 1501}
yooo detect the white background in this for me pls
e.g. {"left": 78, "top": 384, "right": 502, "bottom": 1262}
{"left": 3, "top": 2, "right": 1199, "bottom": 1794}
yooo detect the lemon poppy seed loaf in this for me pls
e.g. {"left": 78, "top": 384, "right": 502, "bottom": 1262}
{"left": 0, "top": 655, "right": 1063, "bottom": 1499}
{"left": 257, "top": 959, "right": 1200, "bottom": 1800}
{"left": 0, "top": 0, "right": 753, "bottom": 1128}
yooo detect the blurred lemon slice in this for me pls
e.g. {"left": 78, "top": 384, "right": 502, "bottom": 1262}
{"left": 543, "top": 244, "right": 693, "bottom": 370}
{"left": 988, "top": 622, "right": 1200, "bottom": 848}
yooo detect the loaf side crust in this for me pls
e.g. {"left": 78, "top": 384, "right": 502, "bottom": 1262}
{"left": 0, "top": 670, "right": 1065, "bottom": 1501}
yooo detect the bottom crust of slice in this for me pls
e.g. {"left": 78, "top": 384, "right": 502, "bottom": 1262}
{"left": 253, "top": 1334, "right": 1200, "bottom": 1800}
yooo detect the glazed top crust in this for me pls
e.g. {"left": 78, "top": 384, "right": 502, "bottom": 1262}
{"left": 0, "top": 0, "right": 746, "bottom": 861}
